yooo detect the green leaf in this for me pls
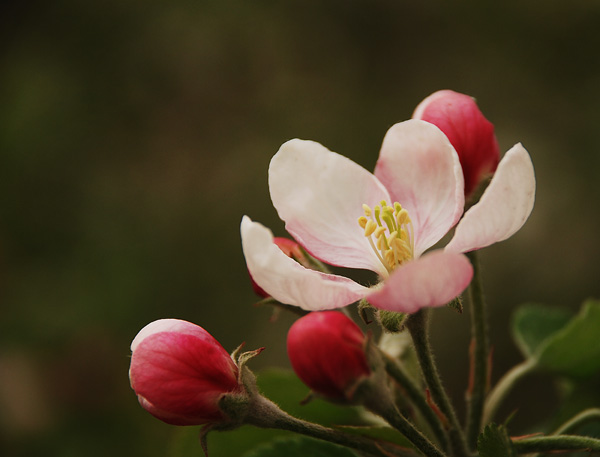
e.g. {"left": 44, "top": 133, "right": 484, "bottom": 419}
{"left": 477, "top": 423, "right": 517, "bottom": 457}
{"left": 512, "top": 303, "right": 573, "bottom": 359}
{"left": 512, "top": 300, "right": 600, "bottom": 378}
{"left": 536, "top": 300, "right": 600, "bottom": 377}
{"left": 241, "top": 436, "right": 360, "bottom": 457}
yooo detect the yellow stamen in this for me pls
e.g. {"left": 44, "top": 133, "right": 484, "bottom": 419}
{"left": 357, "top": 200, "right": 414, "bottom": 274}
{"left": 374, "top": 205, "right": 382, "bottom": 226}
{"left": 396, "top": 209, "right": 409, "bottom": 226}
{"left": 373, "top": 226, "right": 386, "bottom": 239}
{"left": 364, "top": 220, "right": 377, "bottom": 237}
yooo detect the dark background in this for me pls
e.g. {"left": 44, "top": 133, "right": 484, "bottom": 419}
{"left": 1, "top": 1, "right": 599, "bottom": 456}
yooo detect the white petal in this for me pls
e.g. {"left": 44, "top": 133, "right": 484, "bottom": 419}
{"left": 374, "top": 120, "right": 465, "bottom": 257}
{"left": 445, "top": 143, "right": 535, "bottom": 253}
{"left": 241, "top": 216, "right": 369, "bottom": 311}
{"left": 269, "top": 139, "right": 390, "bottom": 276}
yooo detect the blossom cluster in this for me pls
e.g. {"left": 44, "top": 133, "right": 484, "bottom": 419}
{"left": 128, "top": 90, "right": 542, "bottom": 457}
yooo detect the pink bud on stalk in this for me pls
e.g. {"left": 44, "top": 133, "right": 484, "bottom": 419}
{"left": 129, "top": 319, "right": 241, "bottom": 425}
{"left": 413, "top": 90, "right": 500, "bottom": 198}
{"left": 287, "top": 311, "right": 371, "bottom": 401}
{"left": 250, "top": 237, "right": 307, "bottom": 297}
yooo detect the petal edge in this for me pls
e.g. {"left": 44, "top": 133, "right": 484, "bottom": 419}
{"left": 366, "top": 250, "right": 473, "bottom": 313}
{"left": 241, "top": 216, "right": 369, "bottom": 311}
{"left": 269, "top": 139, "right": 390, "bottom": 276}
{"left": 445, "top": 143, "right": 535, "bottom": 254}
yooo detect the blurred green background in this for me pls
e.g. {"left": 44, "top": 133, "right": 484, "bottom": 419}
{"left": 1, "top": 1, "right": 600, "bottom": 456}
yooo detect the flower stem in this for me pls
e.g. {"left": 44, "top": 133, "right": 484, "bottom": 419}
{"left": 363, "top": 389, "right": 447, "bottom": 457}
{"left": 528, "top": 408, "right": 600, "bottom": 457}
{"left": 245, "top": 394, "right": 420, "bottom": 457}
{"left": 552, "top": 408, "right": 600, "bottom": 435}
{"left": 382, "top": 350, "right": 450, "bottom": 451}
{"left": 482, "top": 359, "right": 537, "bottom": 425}
{"left": 406, "top": 309, "right": 471, "bottom": 457}
{"left": 512, "top": 434, "right": 600, "bottom": 453}
{"left": 465, "top": 251, "right": 489, "bottom": 448}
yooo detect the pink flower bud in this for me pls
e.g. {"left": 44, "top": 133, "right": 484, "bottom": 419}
{"left": 413, "top": 90, "right": 500, "bottom": 197}
{"left": 250, "top": 237, "right": 307, "bottom": 297}
{"left": 129, "top": 319, "right": 241, "bottom": 425}
{"left": 287, "top": 311, "right": 370, "bottom": 400}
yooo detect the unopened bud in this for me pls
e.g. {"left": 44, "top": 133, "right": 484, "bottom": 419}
{"left": 129, "top": 319, "right": 242, "bottom": 425}
{"left": 413, "top": 90, "right": 500, "bottom": 198}
{"left": 286, "top": 312, "right": 370, "bottom": 401}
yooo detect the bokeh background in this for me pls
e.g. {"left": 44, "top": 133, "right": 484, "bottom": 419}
{"left": 2, "top": 1, "right": 600, "bottom": 456}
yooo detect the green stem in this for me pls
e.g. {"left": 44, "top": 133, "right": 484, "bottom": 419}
{"left": 364, "top": 387, "right": 447, "bottom": 457}
{"left": 482, "top": 359, "right": 537, "bottom": 425}
{"left": 246, "top": 394, "right": 420, "bottom": 457}
{"left": 512, "top": 434, "right": 600, "bottom": 453}
{"left": 529, "top": 408, "right": 600, "bottom": 457}
{"left": 382, "top": 351, "right": 450, "bottom": 451}
{"left": 465, "top": 251, "right": 489, "bottom": 447}
{"left": 406, "top": 310, "right": 471, "bottom": 457}
{"left": 552, "top": 408, "right": 600, "bottom": 435}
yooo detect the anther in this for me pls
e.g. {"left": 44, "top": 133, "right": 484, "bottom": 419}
{"left": 373, "top": 226, "right": 386, "bottom": 239}
{"left": 397, "top": 209, "right": 409, "bottom": 226}
{"left": 364, "top": 220, "right": 377, "bottom": 237}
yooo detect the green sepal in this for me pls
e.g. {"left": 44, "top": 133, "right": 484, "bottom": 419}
{"left": 297, "top": 246, "right": 331, "bottom": 273}
{"left": 446, "top": 296, "right": 463, "bottom": 314}
{"left": 376, "top": 309, "right": 407, "bottom": 333}
{"left": 254, "top": 297, "right": 309, "bottom": 317}
{"left": 357, "top": 298, "right": 374, "bottom": 325}
{"left": 477, "top": 423, "right": 517, "bottom": 457}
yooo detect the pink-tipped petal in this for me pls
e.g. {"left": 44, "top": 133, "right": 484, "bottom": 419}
{"left": 269, "top": 139, "right": 391, "bottom": 276}
{"left": 366, "top": 250, "right": 473, "bottom": 313}
{"left": 445, "top": 143, "right": 535, "bottom": 254}
{"left": 374, "top": 120, "right": 465, "bottom": 257}
{"left": 241, "top": 216, "right": 369, "bottom": 311}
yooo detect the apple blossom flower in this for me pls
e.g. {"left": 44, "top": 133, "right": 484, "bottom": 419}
{"left": 287, "top": 311, "right": 370, "bottom": 400}
{"left": 129, "top": 319, "right": 241, "bottom": 426}
{"left": 413, "top": 90, "right": 500, "bottom": 197}
{"left": 241, "top": 119, "right": 535, "bottom": 313}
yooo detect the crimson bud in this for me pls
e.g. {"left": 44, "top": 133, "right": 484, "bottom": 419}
{"left": 413, "top": 90, "right": 500, "bottom": 197}
{"left": 287, "top": 311, "right": 370, "bottom": 401}
{"left": 129, "top": 319, "right": 241, "bottom": 425}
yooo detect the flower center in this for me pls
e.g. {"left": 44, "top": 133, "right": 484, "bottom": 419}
{"left": 358, "top": 201, "right": 414, "bottom": 275}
